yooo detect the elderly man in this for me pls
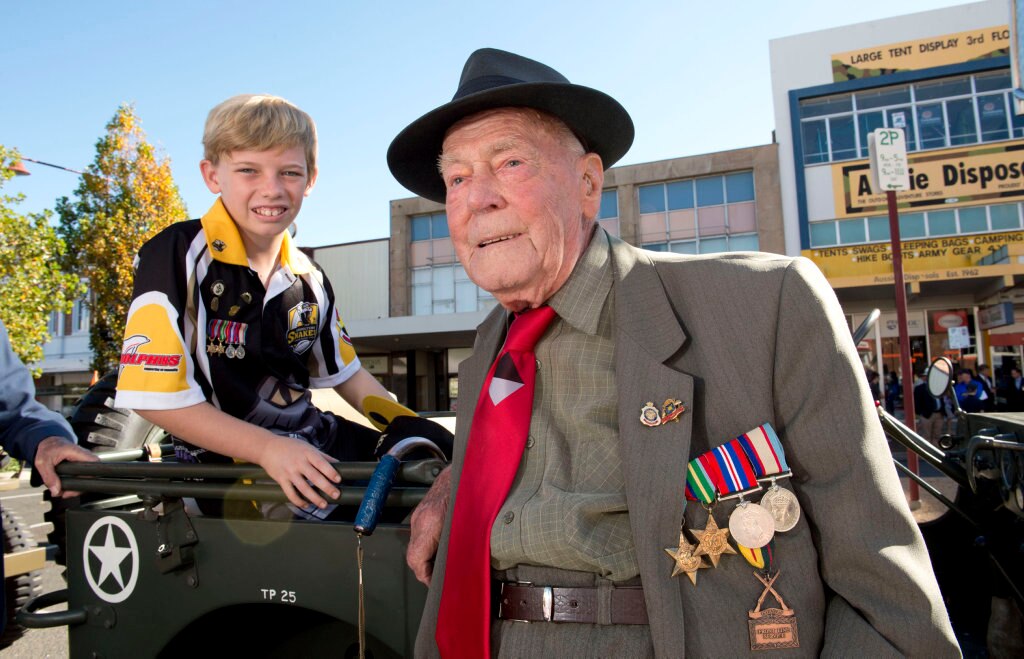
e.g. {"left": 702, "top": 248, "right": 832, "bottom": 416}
{"left": 388, "top": 49, "right": 957, "bottom": 657}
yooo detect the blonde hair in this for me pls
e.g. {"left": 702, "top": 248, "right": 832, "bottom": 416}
{"left": 203, "top": 94, "right": 317, "bottom": 174}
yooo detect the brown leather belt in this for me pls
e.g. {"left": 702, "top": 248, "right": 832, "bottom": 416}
{"left": 498, "top": 583, "right": 648, "bottom": 625}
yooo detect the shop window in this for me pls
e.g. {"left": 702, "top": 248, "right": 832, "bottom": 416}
{"left": 927, "top": 210, "right": 957, "bottom": 236}
{"left": 856, "top": 85, "right": 911, "bottom": 109}
{"left": 990, "top": 204, "right": 1021, "bottom": 231}
{"left": 800, "top": 94, "right": 852, "bottom": 118}
{"left": 915, "top": 76, "right": 971, "bottom": 101}
{"left": 810, "top": 221, "right": 837, "bottom": 247}
{"left": 947, "top": 98, "right": 978, "bottom": 145}
{"left": 729, "top": 234, "right": 759, "bottom": 251}
{"left": 867, "top": 216, "right": 891, "bottom": 241}
{"left": 959, "top": 206, "right": 988, "bottom": 233}
{"left": 917, "top": 104, "right": 946, "bottom": 149}
{"left": 801, "top": 120, "right": 828, "bottom": 164}
{"left": 829, "top": 115, "right": 857, "bottom": 161}
{"left": 887, "top": 108, "right": 916, "bottom": 150}
{"left": 644, "top": 242, "right": 668, "bottom": 252}
{"left": 638, "top": 185, "right": 665, "bottom": 213}
{"left": 899, "top": 213, "right": 926, "bottom": 239}
{"left": 667, "top": 180, "right": 694, "bottom": 209}
{"left": 411, "top": 264, "right": 494, "bottom": 316}
{"left": 411, "top": 216, "right": 431, "bottom": 241}
{"left": 978, "top": 94, "right": 1009, "bottom": 142}
{"left": 976, "top": 70, "right": 1012, "bottom": 92}
{"left": 857, "top": 111, "right": 885, "bottom": 157}
{"left": 699, "top": 237, "right": 728, "bottom": 254}
{"left": 838, "top": 218, "right": 866, "bottom": 244}
{"left": 669, "top": 241, "right": 697, "bottom": 254}
{"left": 598, "top": 190, "right": 618, "bottom": 219}
{"left": 696, "top": 177, "right": 724, "bottom": 206}
{"left": 725, "top": 172, "right": 754, "bottom": 202}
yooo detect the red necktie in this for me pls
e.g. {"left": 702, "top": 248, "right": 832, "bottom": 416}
{"left": 436, "top": 305, "right": 556, "bottom": 658}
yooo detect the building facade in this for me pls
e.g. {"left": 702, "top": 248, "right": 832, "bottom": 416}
{"left": 770, "top": 0, "right": 1024, "bottom": 381}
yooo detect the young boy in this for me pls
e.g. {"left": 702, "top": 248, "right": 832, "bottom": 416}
{"left": 114, "top": 94, "right": 438, "bottom": 516}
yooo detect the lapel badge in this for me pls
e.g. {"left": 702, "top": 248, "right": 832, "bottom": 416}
{"left": 211, "top": 280, "right": 226, "bottom": 296}
{"left": 661, "top": 398, "right": 685, "bottom": 423}
{"left": 641, "top": 398, "right": 687, "bottom": 427}
{"left": 641, "top": 402, "right": 662, "bottom": 427}
{"left": 212, "top": 239, "right": 227, "bottom": 252}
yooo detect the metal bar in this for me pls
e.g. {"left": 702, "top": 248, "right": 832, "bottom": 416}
{"left": 891, "top": 460, "right": 977, "bottom": 527}
{"left": 58, "top": 477, "right": 427, "bottom": 507}
{"left": 95, "top": 443, "right": 174, "bottom": 463}
{"left": 58, "top": 458, "right": 445, "bottom": 485}
{"left": 877, "top": 407, "right": 968, "bottom": 483}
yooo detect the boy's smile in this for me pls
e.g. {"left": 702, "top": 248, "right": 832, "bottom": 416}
{"left": 200, "top": 146, "right": 317, "bottom": 255}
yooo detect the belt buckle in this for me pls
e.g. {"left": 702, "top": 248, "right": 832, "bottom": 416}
{"left": 500, "top": 582, "right": 553, "bottom": 623}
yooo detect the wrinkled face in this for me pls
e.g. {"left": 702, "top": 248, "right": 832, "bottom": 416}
{"left": 439, "top": 109, "right": 603, "bottom": 311}
{"left": 200, "top": 146, "right": 316, "bottom": 251}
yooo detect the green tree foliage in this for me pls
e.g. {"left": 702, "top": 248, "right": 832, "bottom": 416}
{"left": 58, "top": 104, "right": 188, "bottom": 372}
{"left": 0, "top": 146, "right": 83, "bottom": 372}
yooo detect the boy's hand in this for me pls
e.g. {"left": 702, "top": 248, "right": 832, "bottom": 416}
{"left": 258, "top": 434, "right": 342, "bottom": 509}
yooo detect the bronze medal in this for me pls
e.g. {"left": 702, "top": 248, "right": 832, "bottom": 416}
{"left": 228, "top": 305, "right": 240, "bottom": 317}
{"left": 211, "top": 297, "right": 220, "bottom": 312}
{"left": 691, "top": 511, "right": 737, "bottom": 567}
{"left": 664, "top": 528, "right": 706, "bottom": 585}
{"left": 748, "top": 572, "right": 799, "bottom": 651}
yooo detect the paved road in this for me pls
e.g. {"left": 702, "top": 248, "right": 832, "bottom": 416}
{"left": 1, "top": 472, "right": 70, "bottom": 658}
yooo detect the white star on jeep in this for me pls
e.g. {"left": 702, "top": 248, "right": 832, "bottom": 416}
{"left": 89, "top": 524, "right": 132, "bottom": 590}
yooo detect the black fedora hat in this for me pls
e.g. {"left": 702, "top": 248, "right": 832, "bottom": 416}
{"left": 387, "top": 48, "right": 634, "bottom": 204}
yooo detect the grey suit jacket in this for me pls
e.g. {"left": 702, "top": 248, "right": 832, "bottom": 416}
{"left": 416, "top": 234, "right": 959, "bottom": 657}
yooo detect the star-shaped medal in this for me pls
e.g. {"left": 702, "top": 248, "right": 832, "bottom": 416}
{"left": 664, "top": 531, "right": 705, "bottom": 584}
{"left": 691, "top": 513, "right": 737, "bottom": 567}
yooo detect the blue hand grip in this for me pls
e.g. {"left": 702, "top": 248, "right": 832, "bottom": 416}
{"left": 354, "top": 454, "right": 401, "bottom": 536}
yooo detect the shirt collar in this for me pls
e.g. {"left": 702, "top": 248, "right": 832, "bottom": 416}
{"left": 200, "top": 198, "right": 313, "bottom": 274}
{"left": 546, "top": 226, "right": 612, "bottom": 336}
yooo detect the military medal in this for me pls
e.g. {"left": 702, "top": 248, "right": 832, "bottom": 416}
{"left": 211, "top": 280, "right": 226, "bottom": 296}
{"left": 225, "top": 345, "right": 237, "bottom": 358}
{"left": 640, "top": 402, "right": 661, "bottom": 427}
{"left": 730, "top": 503, "right": 776, "bottom": 549}
{"left": 228, "top": 305, "right": 241, "bottom": 317}
{"left": 748, "top": 571, "right": 800, "bottom": 651}
{"left": 211, "top": 297, "right": 220, "bottom": 312}
{"left": 241, "top": 292, "right": 253, "bottom": 304}
{"left": 664, "top": 527, "right": 706, "bottom": 584}
{"left": 737, "top": 424, "right": 802, "bottom": 533}
{"left": 690, "top": 511, "right": 737, "bottom": 567}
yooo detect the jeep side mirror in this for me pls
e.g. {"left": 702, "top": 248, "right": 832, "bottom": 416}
{"left": 927, "top": 357, "right": 954, "bottom": 398}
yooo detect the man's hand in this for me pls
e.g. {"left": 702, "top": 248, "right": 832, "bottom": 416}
{"left": 34, "top": 436, "right": 99, "bottom": 498}
{"left": 257, "top": 433, "right": 342, "bottom": 510}
{"left": 407, "top": 465, "right": 452, "bottom": 585}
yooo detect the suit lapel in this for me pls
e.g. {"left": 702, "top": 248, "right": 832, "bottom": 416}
{"left": 610, "top": 236, "right": 693, "bottom": 654}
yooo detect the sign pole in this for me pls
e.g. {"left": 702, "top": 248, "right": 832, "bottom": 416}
{"left": 871, "top": 127, "right": 919, "bottom": 508}
{"left": 886, "top": 189, "right": 920, "bottom": 507}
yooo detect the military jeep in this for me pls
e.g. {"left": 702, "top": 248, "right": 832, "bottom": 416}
{"left": 17, "top": 374, "right": 445, "bottom": 658}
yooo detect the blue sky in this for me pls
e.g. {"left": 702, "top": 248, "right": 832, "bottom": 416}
{"left": 2, "top": 0, "right": 966, "bottom": 247}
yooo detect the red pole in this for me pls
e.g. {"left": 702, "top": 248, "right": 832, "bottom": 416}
{"left": 887, "top": 190, "right": 920, "bottom": 505}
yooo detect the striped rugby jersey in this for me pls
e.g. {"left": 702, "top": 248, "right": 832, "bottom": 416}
{"left": 114, "top": 199, "right": 361, "bottom": 462}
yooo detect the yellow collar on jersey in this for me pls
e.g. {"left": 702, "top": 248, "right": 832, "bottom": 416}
{"left": 200, "top": 198, "right": 313, "bottom": 275}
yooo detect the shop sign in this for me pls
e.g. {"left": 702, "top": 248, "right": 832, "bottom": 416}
{"left": 803, "top": 230, "right": 1024, "bottom": 285}
{"left": 979, "top": 301, "right": 1016, "bottom": 329}
{"left": 832, "top": 140, "right": 1024, "bottom": 218}
{"left": 933, "top": 309, "right": 968, "bottom": 332}
{"left": 881, "top": 311, "right": 926, "bottom": 337}
{"left": 948, "top": 326, "right": 972, "bottom": 349}
{"left": 831, "top": 25, "right": 1008, "bottom": 82}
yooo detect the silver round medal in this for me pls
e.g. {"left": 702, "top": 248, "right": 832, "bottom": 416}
{"left": 760, "top": 486, "right": 801, "bottom": 532}
{"left": 235, "top": 346, "right": 245, "bottom": 359}
{"left": 728, "top": 503, "right": 775, "bottom": 548}
{"left": 225, "top": 345, "right": 237, "bottom": 359}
